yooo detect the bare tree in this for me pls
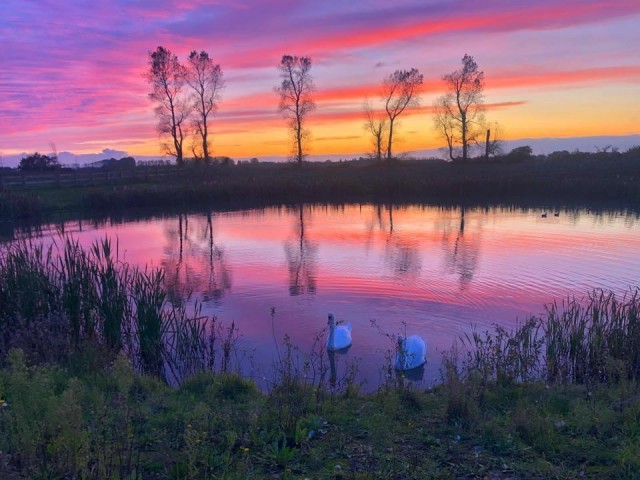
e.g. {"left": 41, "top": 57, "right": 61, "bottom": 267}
{"left": 276, "top": 55, "right": 315, "bottom": 165}
{"left": 433, "top": 96, "right": 457, "bottom": 160}
{"left": 147, "top": 46, "right": 190, "bottom": 166}
{"left": 382, "top": 68, "right": 423, "bottom": 160}
{"left": 363, "top": 100, "right": 387, "bottom": 162}
{"left": 186, "top": 50, "right": 224, "bottom": 165}
{"left": 434, "top": 54, "right": 485, "bottom": 161}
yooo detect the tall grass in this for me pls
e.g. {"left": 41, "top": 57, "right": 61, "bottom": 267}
{"left": 0, "top": 237, "right": 216, "bottom": 382}
{"left": 91, "top": 238, "right": 128, "bottom": 351}
{"left": 545, "top": 290, "right": 640, "bottom": 384}
{"left": 58, "top": 237, "right": 95, "bottom": 343}
{"left": 0, "top": 241, "right": 57, "bottom": 328}
{"left": 455, "top": 289, "right": 640, "bottom": 386}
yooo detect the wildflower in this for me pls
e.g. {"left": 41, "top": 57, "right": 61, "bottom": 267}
{"left": 242, "top": 447, "right": 250, "bottom": 454}
{"left": 1, "top": 400, "right": 7, "bottom": 408}
{"left": 187, "top": 423, "right": 192, "bottom": 429}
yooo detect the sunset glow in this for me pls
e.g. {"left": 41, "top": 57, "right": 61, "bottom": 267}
{"left": 1, "top": 0, "right": 639, "bottom": 161}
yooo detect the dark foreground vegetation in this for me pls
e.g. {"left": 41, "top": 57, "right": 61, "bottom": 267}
{"left": 1, "top": 147, "right": 640, "bottom": 223}
{"left": 1, "top": 240, "right": 640, "bottom": 478}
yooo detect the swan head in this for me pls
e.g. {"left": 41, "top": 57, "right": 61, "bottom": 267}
{"left": 327, "top": 313, "right": 335, "bottom": 326}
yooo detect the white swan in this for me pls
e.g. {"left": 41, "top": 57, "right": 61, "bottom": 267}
{"left": 326, "top": 313, "right": 352, "bottom": 351}
{"left": 395, "top": 335, "right": 427, "bottom": 371}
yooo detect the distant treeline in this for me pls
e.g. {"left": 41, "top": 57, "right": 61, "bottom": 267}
{"left": 0, "top": 146, "right": 638, "bottom": 225}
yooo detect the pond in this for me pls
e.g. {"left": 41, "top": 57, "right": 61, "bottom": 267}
{"left": 8, "top": 204, "right": 640, "bottom": 389}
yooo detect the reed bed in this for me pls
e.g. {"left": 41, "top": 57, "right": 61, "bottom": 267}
{"left": 0, "top": 237, "right": 217, "bottom": 382}
{"left": 456, "top": 289, "right": 640, "bottom": 386}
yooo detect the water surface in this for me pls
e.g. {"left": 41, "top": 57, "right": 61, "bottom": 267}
{"left": 9, "top": 204, "right": 640, "bottom": 389}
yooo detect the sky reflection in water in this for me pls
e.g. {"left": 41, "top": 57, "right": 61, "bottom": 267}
{"left": 14, "top": 205, "right": 640, "bottom": 389}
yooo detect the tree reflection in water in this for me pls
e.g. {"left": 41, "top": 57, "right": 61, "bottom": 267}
{"left": 441, "top": 207, "right": 480, "bottom": 290}
{"left": 284, "top": 204, "right": 318, "bottom": 296}
{"left": 162, "top": 212, "right": 232, "bottom": 305}
{"left": 381, "top": 205, "right": 422, "bottom": 278}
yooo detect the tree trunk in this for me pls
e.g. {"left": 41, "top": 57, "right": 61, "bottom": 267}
{"left": 386, "top": 118, "right": 395, "bottom": 160}
{"left": 461, "top": 112, "right": 467, "bottom": 161}
{"left": 169, "top": 99, "right": 183, "bottom": 166}
{"left": 296, "top": 104, "right": 303, "bottom": 165}
{"left": 202, "top": 121, "right": 210, "bottom": 165}
{"left": 176, "top": 124, "right": 184, "bottom": 166}
{"left": 296, "top": 125, "right": 303, "bottom": 165}
{"left": 174, "top": 132, "right": 182, "bottom": 166}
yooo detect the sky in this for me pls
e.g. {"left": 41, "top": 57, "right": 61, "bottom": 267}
{"left": 1, "top": 0, "right": 639, "bottom": 164}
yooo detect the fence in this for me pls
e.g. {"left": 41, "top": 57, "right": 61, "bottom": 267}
{"left": 0, "top": 168, "right": 177, "bottom": 191}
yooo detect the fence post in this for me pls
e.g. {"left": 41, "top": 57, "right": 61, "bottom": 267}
{"left": 22, "top": 175, "right": 27, "bottom": 187}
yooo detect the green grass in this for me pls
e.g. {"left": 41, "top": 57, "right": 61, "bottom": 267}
{"left": 0, "top": 347, "right": 638, "bottom": 479}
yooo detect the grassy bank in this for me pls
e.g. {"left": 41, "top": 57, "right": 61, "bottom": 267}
{"left": 1, "top": 240, "right": 640, "bottom": 478}
{"left": 2, "top": 149, "right": 640, "bottom": 222}
{"left": 1, "top": 350, "right": 639, "bottom": 479}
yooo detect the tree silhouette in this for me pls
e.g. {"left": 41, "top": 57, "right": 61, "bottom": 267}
{"left": 186, "top": 50, "right": 224, "bottom": 164}
{"left": 276, "top": 55, "right": 315, "bottom": 165}
{"left": 434, "top": 54, "right": 485, "bottom": 161}
{"left": 147, "top": 46, "right": 190, "bottom": 166}
{"left": 18, "top": 152, "right": 60, "bottom": 171}
{"left": 382, "top": 68, "right": 423, "bottom": 160}
{"left": 363, "top": 99, "right": 387, "bottom": 162}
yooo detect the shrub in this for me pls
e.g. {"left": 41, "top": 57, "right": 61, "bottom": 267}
{"left": 18, "top": 152, "right": 61, "bottom": 171}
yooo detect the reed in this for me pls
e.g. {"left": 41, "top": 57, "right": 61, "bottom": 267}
{"left": 57, "top": 237, "right": 96, "bottom": 343}
{"left": 165, "top": 306, "right": 214, "bottom": 382}
{"left": 131, "top": 267, "right": 166, "bottom": 375}
{"left": 462, "top": 317, "right": 543, "bottom": 386}
{"left": 458, "top": 289, "right": 640, "bottom": 386}
{"left": 545, "top": 290, "right": 640, "bottom": 384}
{"left": 0, "top": 237, "right": 217, "bottom": 383}
{"left": 0, "top": 241, "right": 57, "bottom": 327}
{"left": 91, "top": 238, "right": 129, "bottom": 351}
